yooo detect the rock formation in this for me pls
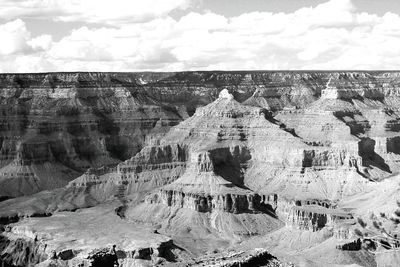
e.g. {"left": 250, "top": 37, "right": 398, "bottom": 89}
{"left": 1, "top": 71, "right": 400, "bottom": 266}
{"left": 0, "top": 73, "right": 183, "bottom": 198}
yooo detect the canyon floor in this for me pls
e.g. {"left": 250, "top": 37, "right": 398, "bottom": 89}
{"left": 0, "top": 71, "right": 400, "bottom": 266}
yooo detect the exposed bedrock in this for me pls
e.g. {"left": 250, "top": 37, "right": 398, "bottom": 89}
{"left": 145, "top": 189, "right": 274, "bottom": 214}
{"left": 3, "top": 71, "right": 400, "bottom": 198}
{"left": 0, "top": 231, "right": 178, "bottom": 267}
{"left": 0, "top": 105, "right": 182, "bottom": 197}
{"left": 333, "top": 225, "right": 355, "bottom": 240}
{"left": 181, "top": 248, "right": 284, "bottom": 267}
{"left": 0, "top": 73, "right": 185, "bottom": 197}
{"left": 0, "top": 85, "right": 387, "bottom": 224}
{"left": 4, "top": 71, "right": 400, "bottom": 108}
{"left": 66, "top": 144, "right": 190, "bottom": 207}
{"left": 358, "top": 137, "right": 392, "bottom": 174}
{"left": 3, "top": 71, "right": 400, "bottom": 266}
{"left": 0, "top": 143, "right": 190, "bottom": 220}
{"left": 286, "top": 206, "right": 353, "bottom": 232}
{"left": 257, "top": 194, "right": 355, "bottom": 233}
{"left": 0, "top": 88, "right": 374, "bottom": 221}
{"left": 0, "top": 204, "right": 183, "bottom": 267}
{"left": 274, "top": 102, "right": 400, "bottom": 183}
{"left": 200, "top": 146, "right": 251, "bottom": 186}
{"left": 336, "top": 239, "right": 362, "bottom": 251}
{"left": 301, "top": 148, "right": 362, "bottom": 168}
{"left": 0, "top": 235, "right": 48, "bottom": 267}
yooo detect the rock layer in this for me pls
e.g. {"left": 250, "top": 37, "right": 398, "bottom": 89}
{"left": 0, "top": 73, "right": 183, "bottom": 197}
{"left": 2, "top": 71, "right": 400, "bottom": 266}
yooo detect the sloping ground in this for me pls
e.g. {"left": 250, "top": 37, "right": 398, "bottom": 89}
{"left": 0, "top": 162, "right": 78, "bottom": 198}
{"left": 236, "top": 227, "right": 376, "bottom": 267}
{"left": 0, "top": 203, "right": 186, "bottom": 266}
{"left": 167, "top": 248, "right": 291, "bottom": 267}
{"left": 339, "top": 174, "right": 400, "bottom": 216}
{"left": 231, "top": 175, "right": 400, "bottom": 266}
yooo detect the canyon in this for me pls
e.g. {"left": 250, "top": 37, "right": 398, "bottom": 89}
{"left": 0, "top": 71, "right": 399, "bottom": 266}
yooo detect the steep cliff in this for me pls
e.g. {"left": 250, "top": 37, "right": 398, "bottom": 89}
{"left": 2, "top": 71, "right": 400, "bottom": 198}
{"left": 0, "top": 73, "right": 183, "bottom": 198}
{"left": 2, "top": 71, "right": 400, "bottom": 266}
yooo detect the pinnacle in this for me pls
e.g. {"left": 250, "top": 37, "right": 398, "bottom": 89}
{"left": 218, "top": 89, "right": 234, "bottom": 100}
{"left": 195, "top": 89, "right": 260, "bottom": 118}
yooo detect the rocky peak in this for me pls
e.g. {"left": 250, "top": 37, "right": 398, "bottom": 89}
{"left": 218, "top": 89, "right": 234, "bottom": 100}
{"left": 194, "top": 89, "right": 263, "bottom": 119}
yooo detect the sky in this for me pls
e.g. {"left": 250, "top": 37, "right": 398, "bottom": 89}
{"left": 1, "top": 0, "right": 400, "bottom": 72}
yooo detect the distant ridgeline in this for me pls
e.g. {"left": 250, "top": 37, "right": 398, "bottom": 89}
{"left": 1, "top": 71, "right": 400, "bottom": 107}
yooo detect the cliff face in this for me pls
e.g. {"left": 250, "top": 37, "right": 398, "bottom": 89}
{"left": 3, "top": 71, "right": 400, "bottom": 114}
{"left": 1, "top": 71, "right": 400, "bottom": 266}
{"left": 1, "top": 71, "right": 400, "bottom": 198}
{"left": 2, "top": 70, "right": 400, "bottom": 206}
{"left": 0, "top": 73, "right": 184, "bottom": 197}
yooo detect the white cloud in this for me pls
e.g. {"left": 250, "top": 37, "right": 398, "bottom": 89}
{"left": 0, "top": 19, "right": 53, "bottom": 57}
{"left": 294, "top": 0, "right": 356, "bottom": 28}
{"left": 0, "top": 0, "right": 192, "bottom": 25}
{"left": 28, "top": 35, "right": 53, "bottom": 51}
{"left": 2, "top": 0, "right": 400, "bottom": 72}
{"left": 0, "top": 19, "right": 31, "bottom": 55}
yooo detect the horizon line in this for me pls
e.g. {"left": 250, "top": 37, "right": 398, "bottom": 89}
{"left": 1, "top": 70, "right": 400, "bottom": 75}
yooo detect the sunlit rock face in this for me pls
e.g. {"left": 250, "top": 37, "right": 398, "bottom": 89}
{"left": 2, "top": 71, "right": 400, "bottom": 198}
{"left": 122, "top": 87, "right": 369, "bottom": 240}
{"left": 1, "top": 71, "right": 400, "bottom": 266}
{"left": 3, "top": 71, "right": 400, "bottom": 208}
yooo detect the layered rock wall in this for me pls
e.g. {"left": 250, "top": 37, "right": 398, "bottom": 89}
{"left": 0, "top": 73, "right": 184, "bottom": 197}
{"left": 145, "top": 189, "right": 274, "bottom": 214}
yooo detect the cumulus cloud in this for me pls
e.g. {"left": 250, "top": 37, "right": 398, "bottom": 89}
{"left": 0, "top": 19, "right": 53, "bottom": 56}
{"left": 2, "top": 0, "right": 400, "bottom": 72}
{"left": 0, "top": 19, "right": 31, "bottom": 56}
{"left": 28, "top": 35, "right": 53, "bottom": 51}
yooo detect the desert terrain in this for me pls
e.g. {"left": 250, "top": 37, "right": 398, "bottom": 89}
{"left": 0, "top": 71, "right": 399, "bottom": 266}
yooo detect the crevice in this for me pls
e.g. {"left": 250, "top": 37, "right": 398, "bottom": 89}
{"left": 358, "top": 137, "right": 391, "bottom": 173}
{"left": 208, "top": 146, "right": 251, "bottom": 189}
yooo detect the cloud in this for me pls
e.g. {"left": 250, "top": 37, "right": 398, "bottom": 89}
{"left": 0, "top": 19, "right": 31, "bottom": 56}
{"left": 294, "top": 0, "right": 356, "bottom": 28}
{"left": 0, "top": 19, "right": 54, "bottom": 58}
{"left": 28, "top": 35, "right": 53, "bottom": 51}
{"left": 0, "top": 0, "right": 192, "bottom": 25}
{"left": 2, "top": 0, "right": 400, "bottom": 72}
